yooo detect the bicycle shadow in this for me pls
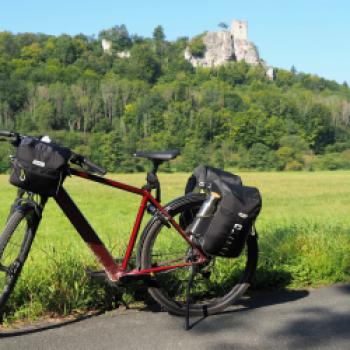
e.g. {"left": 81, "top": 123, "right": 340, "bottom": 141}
{"left": 0, "top": 311, "right": 103, "bottom": 338}
{"left": 187, "top": 287, "right": 310, "bottom": 330}
{"left": 0, "top": 269, "right": 312, "bottom": 335}
{"left": 0, "top": 286, "right": 310, "bottom": 336}
{"left": 187, "top": 268, "right": 307, "bottom": 330}
{"left": 140, "top": 269, "right": 309, "bottom": 330}
{"left": 338, "top": 283, "right": 350, "bottom": 294}
{"left": 191, "top": 283, "right": 350, "bottom": 337}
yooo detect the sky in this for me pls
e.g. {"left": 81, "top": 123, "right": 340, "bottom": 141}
{"left": 0, "top": 0, "right": 349, "bottom": 84}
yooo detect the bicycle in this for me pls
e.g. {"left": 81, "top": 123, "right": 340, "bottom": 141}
{"left": 0, "top": 131, "right": 258, "bottom": 328}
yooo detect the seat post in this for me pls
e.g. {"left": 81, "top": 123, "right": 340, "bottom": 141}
{"left": 144, "top": 160, "right": 163, "bottom": 203}
{"left": 151, "top": 159, "right": 162, "bottom": 175}
{"left": 133, "top": 149, "right": 180, "bottom": 203}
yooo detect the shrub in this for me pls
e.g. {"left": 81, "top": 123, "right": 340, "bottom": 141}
{"left": 188, "top": 35, "right": 206, "bottom": 58}
{"left": 240, "top": 143, "right": 278, "bottom": 170}
{"left": 285, "top": 160, "right": 303, "bottom": 171}
{"left": 314, "top": 153, "right": 350, "bottom": 170}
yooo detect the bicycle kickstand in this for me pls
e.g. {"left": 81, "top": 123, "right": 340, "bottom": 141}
{"left": 185, "top": 265, "right": 197, "bottom": 331}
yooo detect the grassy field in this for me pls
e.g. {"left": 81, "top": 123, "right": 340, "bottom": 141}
{"left": 0, "top": 171, "right": 349, "bottom": 323}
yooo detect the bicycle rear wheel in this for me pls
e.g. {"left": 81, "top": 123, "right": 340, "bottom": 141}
{"left": 0, "top": 209, "right": 36, "bottom": 319}
{"left": 140, "top": 193, "right": 258, "bottom": 316}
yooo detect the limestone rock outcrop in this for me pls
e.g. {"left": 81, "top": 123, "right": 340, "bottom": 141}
{"left": 185, "top": 19, "right": 273, "bottom": 79}
{"left": 185, "top": 31, "right": 235, "bottom": 67}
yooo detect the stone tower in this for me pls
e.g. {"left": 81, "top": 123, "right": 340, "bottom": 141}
{"left": 231, "top": 20, "right": 248, "bottom": 40}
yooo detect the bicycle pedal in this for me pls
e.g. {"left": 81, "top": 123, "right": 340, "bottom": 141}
{"left": 118, "top": 274, "right": 159, "bottom": 288}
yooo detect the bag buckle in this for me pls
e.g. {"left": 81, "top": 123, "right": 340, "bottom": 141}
{"left": 19, "top": 168, "right": 26, "bottom": 182}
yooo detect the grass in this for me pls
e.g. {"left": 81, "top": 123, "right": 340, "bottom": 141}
{"left": 0, "top": 171, "right": 349, "bottom": 323}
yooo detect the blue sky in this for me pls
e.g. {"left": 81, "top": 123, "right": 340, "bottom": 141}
{"left": 1, "top": 0, "right": 349, "bottom": 84}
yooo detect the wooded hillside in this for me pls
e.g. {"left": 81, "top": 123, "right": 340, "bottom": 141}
{"left": 0, "top": 25, "right": 349, "bottom": 172}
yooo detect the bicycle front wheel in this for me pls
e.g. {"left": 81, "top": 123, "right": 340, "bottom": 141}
{"left": 140, "top": 193, "right": 258, "bottom": 316}
{"left": 0, "top": 209, "right": 36, "bottom": 318}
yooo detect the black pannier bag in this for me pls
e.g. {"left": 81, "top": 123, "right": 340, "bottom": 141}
{"left": 184, "top": 164, "right": 242, "bottom": 193}
{"left": 183, "top": 165, "right": 262, "bottom": 258}
{"left": 10, "top": 136, "right": 71, "bottom": 196}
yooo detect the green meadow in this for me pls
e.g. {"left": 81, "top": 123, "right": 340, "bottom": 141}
{"left": 0, "top": 171, "right": 349, "bottom": 323}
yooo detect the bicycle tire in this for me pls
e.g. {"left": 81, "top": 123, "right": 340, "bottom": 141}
{"left": 140, "top": 193, "right": 258, "bottom": 316}
{"left": 0, "top": 209, "right": 36, "bottom": 318}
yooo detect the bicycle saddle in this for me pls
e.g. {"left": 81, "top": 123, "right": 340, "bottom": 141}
{"left": 133, "top": 150, "right": 180, "bottom": 162}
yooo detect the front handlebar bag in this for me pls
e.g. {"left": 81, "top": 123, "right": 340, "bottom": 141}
{"left": 10, "top": 136, "right": 71, "bottom": 196}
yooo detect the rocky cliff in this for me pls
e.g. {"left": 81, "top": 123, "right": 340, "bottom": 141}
{"left": 185, "top": 19, "right": 273, "bottom": 79}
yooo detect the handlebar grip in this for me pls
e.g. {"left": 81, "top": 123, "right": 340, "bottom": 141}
{"left": 70, "top": 152, "right": 106, "bottom": 175}
{"left": 82, "top": 157, "right": 107, "bottom": 175}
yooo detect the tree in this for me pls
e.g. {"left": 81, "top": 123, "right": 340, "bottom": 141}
{"left": 153, "top": 25, "right": 166, "bottom": 67}
{"left": 218, "top": 22, "right": 229, "bottom": 30}
{"left": 290, "top": 65, "right": 297, "bottom": 75}
{"left": 240, "top": 143, "right": 278, "bottom": 170}
{"left": 0, "top": 27, "right": 348, "bottom": 173}
{"left": 54, "top": 35, "right": 80, "bottom": 64}
{"left": 100, "top": 73, "right": 119, "bottom": 124}
{"left": 36, "top": 101, "right": 55, "bottom": 130}
{"left": 88, "top": 131, "right": 124, "bottom": 171}
{"left": 303, "top": 104, "right": 336, "bottom": 152}
{"left": 0, "top": 143, "right": 11, "bottom": 172}
{"left": 98, "top": 25, "right": 132, "bottom": 52}
{"left": 127, "top": 43, "right": 161, "bottom": 83}
{"left": 179, "top": 138, "right": 205, "bottom": 171}
{"left": 216, "top": 61, "right": 249, "bottom": 85}
{"left": 153, "top": 25, "right": 165, "bottom": 43}
{"left": 20, "top": 42, "right": 42, "bottom": 61}
{"left": 188, "top": 35, "right": 206, "bottom": 58}
{"left": 0, "top": 32, "right": 19, "bottom": 58}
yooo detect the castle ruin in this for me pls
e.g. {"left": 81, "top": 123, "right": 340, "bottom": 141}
{"left": 100, "top": 19, "right": 274, "bottom": 79}
{"left": 185, "top": 20, "right": 274, "bottom": 79}
{"left": 232, "top": 20, "right": 248, "bottom": 40}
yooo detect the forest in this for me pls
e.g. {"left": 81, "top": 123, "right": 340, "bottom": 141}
{"left": 0, "top": 24, "right": 350, "bottom": 172}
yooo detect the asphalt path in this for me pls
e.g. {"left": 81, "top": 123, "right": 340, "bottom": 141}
{"left": 0, "top": 284, "right": 349, "bottom": 350}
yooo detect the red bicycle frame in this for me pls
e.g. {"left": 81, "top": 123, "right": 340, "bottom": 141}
{"left": 54, "top": 168, "right": 206, "bottom": 282}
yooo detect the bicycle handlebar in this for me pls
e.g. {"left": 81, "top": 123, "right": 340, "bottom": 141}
{"left": 0, "top": 130, "right": 107, "bottom": 176}
{"left": 70, "top": 152, "right": 107, "bottom": 176}
{"left": 0, "top": 130, "right": 16, "bottom": 138}
{"left": 82, "top": 157, "right": 107, "bottom": 175}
